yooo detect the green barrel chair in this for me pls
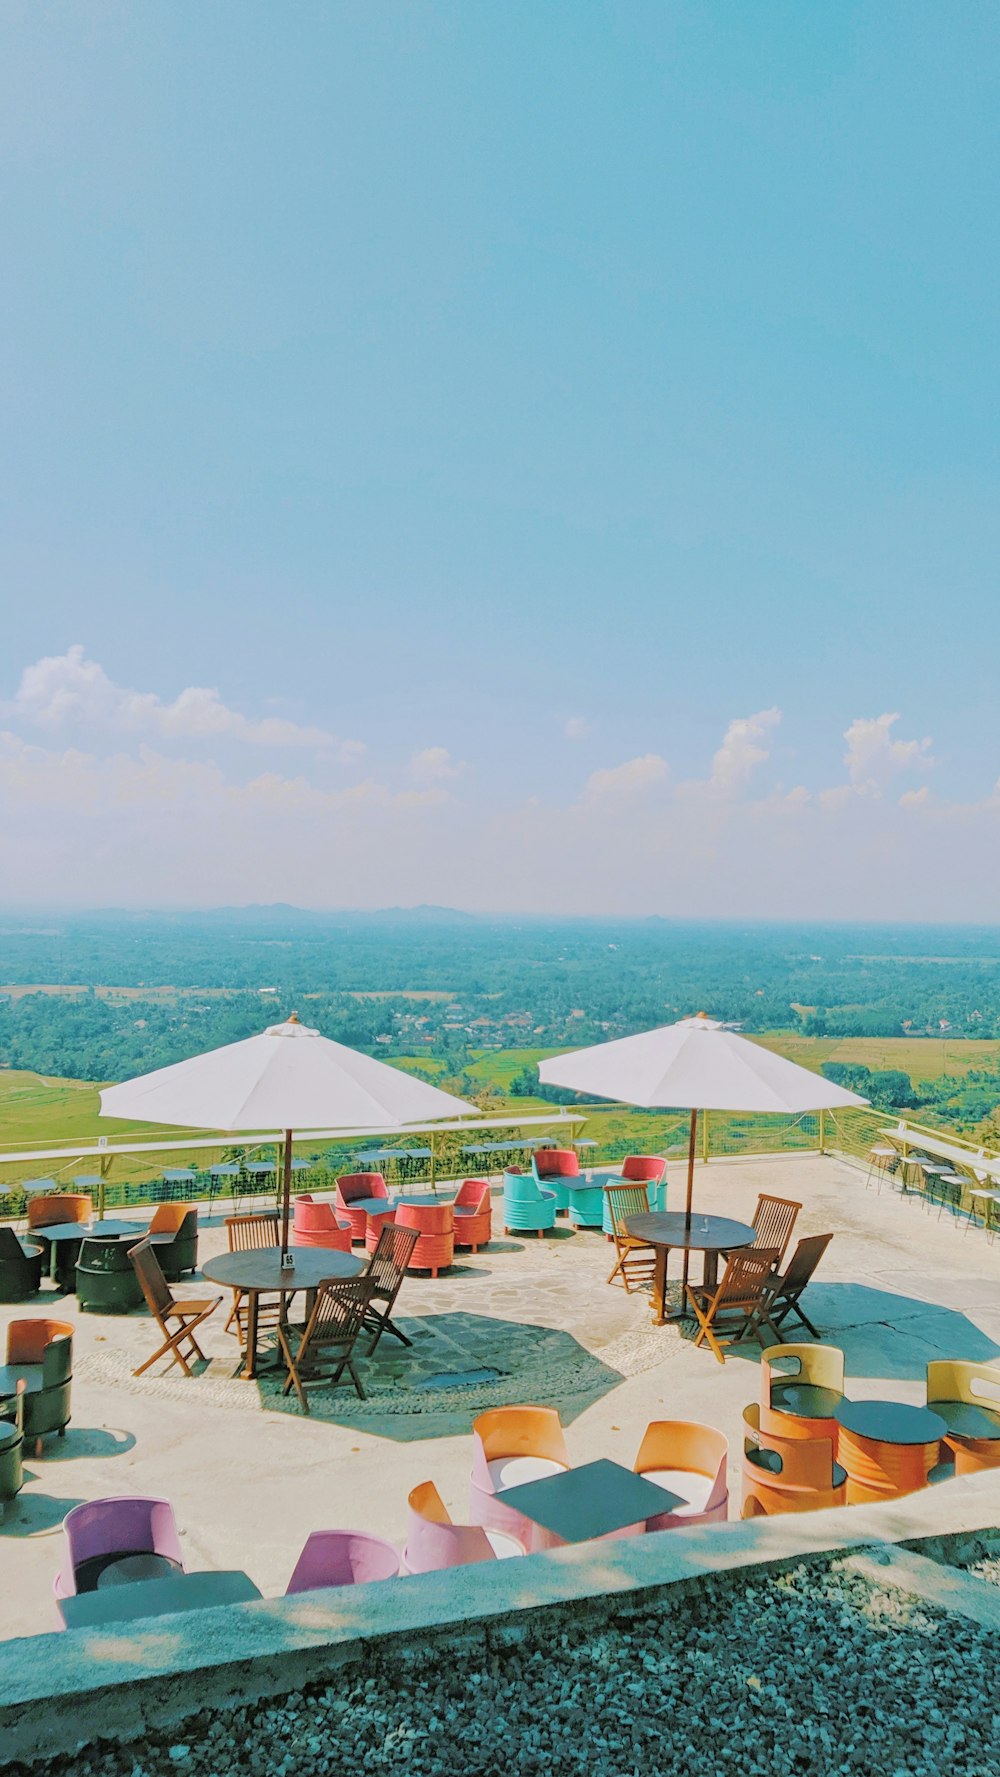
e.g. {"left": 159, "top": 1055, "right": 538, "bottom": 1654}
{"left": 0, "top": 1383, "right": 25, "bottom": 1503}
{"left": 76, "top": 1237, "right": 145, "bottom": 1313}
{"left": 0, "top": 1226, "right": 44, "bottom": 1302}
{"left": 0, "top": 1321, "right": 73, "bottom": 1457}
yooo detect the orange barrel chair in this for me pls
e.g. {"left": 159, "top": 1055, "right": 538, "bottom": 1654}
{"left": 27, "top": 1194, "right": 93, "bottom": 1233}
{"left": 393, "top": 1201, "right": 455, "bottom": 1276}
{"left": 453, "top": 1179, "right": 492, "bottom": 1252}
{"left": 834, "top": 1399, "right": 947, "bottom": 1506}
{"left": 401, "top": 1481, "right": 524, "bottom": 1572}
{"left": 926, "top": 1361, "right": 1000, "bottom": 1474}
{"left": 759, "top": 1344, "right": 845, "bottom": 1451}
{"left": 632, "top": 1421, "right": 729, "bottom": 1530}
{"left": 0, "top": 1320, "right": 74, "bottom": 1455}
{"left": 530, "top": 1148, "right": 580, "bottom": 1214}
{"left": 741, "top": 1403, "right": 846, "bottom": 1517}
{"left": 334, "top": 1172, "right": 390, "bottom": 1243}
{"left": 147, "top": 1205, "right": 199, "bottom": 1280}
{"left": 469, "top": 1405, "right": 570, "bottom": 1552}
{"left": 292, "top": 1194, "right": 353, "bottom": 1253}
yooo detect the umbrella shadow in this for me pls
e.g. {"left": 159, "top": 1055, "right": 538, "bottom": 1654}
{"left": 253, "top": 1309, "right": 627, "bottom": 1442}
{"left": 686, "top": 1282, "right": 1000, "bottom": 1383}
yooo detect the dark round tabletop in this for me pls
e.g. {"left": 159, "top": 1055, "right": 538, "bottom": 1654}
{"left": 624, "top": 1211, "right": 757, "bottom": 1253}
{"left": 36, "top": 1220, "right": 145, "bottom": 1242}
{"left": 202, "top": 1245, "right": 364, "bottom": 1292}
{"left": 835, "top": 1398, "right": 946, "bottom": 1445}
{"left": 927, "top": 1398, "right": 1000, "bottom": 1441}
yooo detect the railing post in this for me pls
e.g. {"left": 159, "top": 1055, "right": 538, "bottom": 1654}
{"left": 818, "top": 1109, "right": 827, "bottom": 1155}
{"left": 701, "top": 1109, "right": 710, "bottom": 1164}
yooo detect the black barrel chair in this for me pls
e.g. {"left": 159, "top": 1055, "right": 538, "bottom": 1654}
{"left": 0, "top": 1321, "right": 73, "bottom": 1456}
{"left": 0, "top": 1227, "right": 44, "bottom": 1302}
{"left": 76, "top": 1238, "right": 144, "bottom": 1313}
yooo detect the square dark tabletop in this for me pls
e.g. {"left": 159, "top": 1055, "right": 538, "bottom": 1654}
{"left": 58, "top": 1570, "right": 261, "bottom": 1630}
{"left": 499, "top": 1458, "right": 681, "bottom": 1543}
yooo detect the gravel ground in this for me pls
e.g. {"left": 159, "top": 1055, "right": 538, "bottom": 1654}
{"left": 13, "top": 1557, "right": 1000, "bottom": 1777}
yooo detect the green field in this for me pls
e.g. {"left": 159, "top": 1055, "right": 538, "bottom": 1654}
{"left": 1, "top": 1032, "right": 993, "bottom": 1187}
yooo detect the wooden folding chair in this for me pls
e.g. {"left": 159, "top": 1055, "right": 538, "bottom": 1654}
{"left": 748, "top": 1194, "right": 801, "bottom": 1267}
{"left": 362, "top": 1222, "right": 420, "bottom": 1355}
{"left": 277, "top": 1278, "right": 373, "bottom": 1412}
{"left": 129, "top": 1239, "right": 223, "bottom": 1378}
{"left": 223, "top": 1213, "right": 280, "bottom": 1345}
{"left": 604, "top": 1183, "right": 657, "bottom": 1293}
{"left": 765, "top": 1232, "right": 833, "bottom": 1337}
{"left": 686, "top": 1249, "right": 782, "bottom": 1365}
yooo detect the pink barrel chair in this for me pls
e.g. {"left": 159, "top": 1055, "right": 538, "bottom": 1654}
{"left": 401, "top": 1481, "right": 524, "bottom": 1572}
{"left": 531, "top": 1149, "right": 580, "bottom": 1214}
{"left": 394, "top": 1201, "right": 455, "bottom": 1276}
{"left": 453, "top": 1179, "right": 492, "bottom": 1252}
{"left": 285, "top": 1530, "right": 401, "bottom": 1594}
{"left": 293, "top": 1194, "right": 353, "bottom": 1253}
{"left": 632, "top": 1420, "right": 730, "bottom": 1530}
{"left": 469, "top": 1405, "right": 570, "bottom": 1552}
{"left": 54, "top": 1496, "right": 183, "bottom": 1600}
{"left": 334, "top": 1172, "right": 390, "bottom": 1243}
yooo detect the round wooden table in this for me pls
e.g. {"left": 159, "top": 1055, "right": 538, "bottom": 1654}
{"left": 202, "top": 1246, "right": 364, "bottom": 1379}
{"left": 623, "top": 1211, "right": 757, "bottom": 1325}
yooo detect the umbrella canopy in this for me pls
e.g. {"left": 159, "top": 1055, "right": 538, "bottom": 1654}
{"left": 538, "top": 1014, "right": 868, "bottom": 1115}
{"left": 101, "top": 1015, "right": 475, "bottom": 1255}
{"left": 539, "top": 1015, "right": 868, "bottom": 1283}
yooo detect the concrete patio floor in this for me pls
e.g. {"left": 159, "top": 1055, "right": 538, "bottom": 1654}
{"left": 3, "top": 1150, "right": 1000, "bottom": 1641}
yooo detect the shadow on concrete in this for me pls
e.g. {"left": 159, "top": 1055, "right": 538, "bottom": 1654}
{"left": 39, "top": 1426, "right": 137, "bottom": 1463}
{"left": 254, "top": 1308, "right": 626, "bottom": 1442}
{"left": 685, "top": 1282, "right": 1000, "bottom": 1382}
{"left": 0, "top": 1491, "right": 85, "bottom": 1535}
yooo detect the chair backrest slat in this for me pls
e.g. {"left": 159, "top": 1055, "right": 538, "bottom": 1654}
{"left": 226, "top": 1213, "right": 279, "bottom": 1252}
{"left": 718, "top": 1249, "right": 779, "bottom": 1307}
{"left": 129, "top": 1237, "right": 175, "bottom": 1320}
{"left": 779, "top": 1232, "right": 833, "bottom": 1290}
{"left": 750, "top": 1195, "right": 801, "bottom": 1265}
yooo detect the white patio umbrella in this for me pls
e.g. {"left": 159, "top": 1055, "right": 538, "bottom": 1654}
{"left": 100, "top": 1014, "right": 476, "bottom": 1257}
{"left": 539, "top": 1013, "right": 868, "bottom": 1286}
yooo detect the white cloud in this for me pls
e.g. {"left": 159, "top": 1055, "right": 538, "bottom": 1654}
{"left": 899, "top": 786, "right": 930, "bottom": 808}
{"left": 843, "top": 712, "right": 933, "bottom": 791}
{"left": 4, "top": 645, "right": 360, "bottom": 755}
{"left": 564, "top": 716, "right": 589, "bottom": 741}
{"left": 582, "top": 753, "right": 668, "bottom": 803}
{"left": 708, "top": 706, "right": 781, "bottom": 795}
{"left": 408, "top": 747, "right": 464, "bottom": 784}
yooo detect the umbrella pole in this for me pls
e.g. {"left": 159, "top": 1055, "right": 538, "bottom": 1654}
{"left": 680, "top": 1108, "right": 698, "bottom": 1303}
{"left": 280, "top": 1128, "right": 293, "bottom": 1260}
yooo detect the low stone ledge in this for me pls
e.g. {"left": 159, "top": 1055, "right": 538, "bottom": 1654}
{"left": 5, "top": 1468, "right": 1000, "bottom": 1765}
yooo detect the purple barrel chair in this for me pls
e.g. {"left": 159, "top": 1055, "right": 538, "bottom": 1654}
{"left": 284, "top": 1529, "right": 401, "bottom": 1595}
{"left": 54, "top": 1495, "right": 184, "bottom": 1600}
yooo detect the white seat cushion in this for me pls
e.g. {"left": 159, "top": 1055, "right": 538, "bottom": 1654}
{"left": 641, "top": 1468, "right": 715, "bottom": 1515}
{"left": 484, "top": 1530, "right": 524, "bottom": 1559}
{"left": 489, "top": 1455, "right": 565, "bottom": 1490}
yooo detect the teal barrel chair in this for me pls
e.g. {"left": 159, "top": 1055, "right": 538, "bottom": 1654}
{"left": 530, "top": 1149, "right": 580, "bottom": 1214}
{"left": 502, "top": 1169, "right": 557, "bottom": 1238}
{"left": 0, "top": 1321, "right": 73, "bottom": 1456}
{"left": 0, "top": 1226, "right": 45, "bottom": 1302}
{"left": 601, "top": 1156, "right": 668, "bottom": 1234}
{"left": 76, "top": 1238, "right": 145, "bottom": 1313}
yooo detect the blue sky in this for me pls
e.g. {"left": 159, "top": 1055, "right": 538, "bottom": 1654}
{"left": 1, "top": 4, "right": 997, "bottom": 916}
